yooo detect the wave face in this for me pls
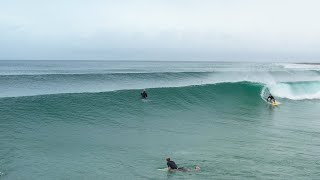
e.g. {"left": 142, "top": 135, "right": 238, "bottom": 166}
{"left": 0, "top": 61, "right": 319, "bottom": 100}
{"left": 1, "top": 80, "right": 320, "bottom": 179}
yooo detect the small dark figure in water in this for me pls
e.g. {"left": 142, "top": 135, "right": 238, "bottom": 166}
{"left": 267, "top": 93, "right": 275, "bottom": 103}
{"left": 166, "top": 157, "right": 200, "bottom": 172}
{"left": 141, "top": 89, "right": 148, "bottom": 99}
{"left": 166, "top": 158, "right": 178, "bottom": 170}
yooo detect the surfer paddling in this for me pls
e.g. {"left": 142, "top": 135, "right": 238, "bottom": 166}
{"left": 166, "top": 157, "right": 200, "bottom": 172}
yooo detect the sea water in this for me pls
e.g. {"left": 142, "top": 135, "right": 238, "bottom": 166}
{"left": 0, "top": 61, "right": 320, "bottom": 179}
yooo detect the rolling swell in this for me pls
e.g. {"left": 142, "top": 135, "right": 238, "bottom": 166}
{"left": 0, "top": 82, "right": 265, "bottom": 112}
{"left": 0, "top": 64, "right": 319, "bottom": 100}
{"left": 1, "top": 75, "right": 319, "bottom": 101}
{"left": 0, "top": 82, "right": 266, "bottom": 140}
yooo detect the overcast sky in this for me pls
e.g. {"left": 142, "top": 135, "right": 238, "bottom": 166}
{"left": 1, "top": 0, "right": 320, "bottom": 61}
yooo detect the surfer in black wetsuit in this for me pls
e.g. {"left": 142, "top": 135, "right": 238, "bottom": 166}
{"left": 166, "top": 158, "right": 178, "bottom": 170}
{"left": 166, "top": 157, "right": 200, "bottom": 172}
{"left": 141, "top": 89, "right": 148, "bottom": 99}
{"left": 267, "top": 93, "right": 275, "bottom": 103}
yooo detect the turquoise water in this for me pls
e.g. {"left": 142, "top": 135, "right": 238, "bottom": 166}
{"left": 0, "top": 61, "right": 320, "bottom": 179}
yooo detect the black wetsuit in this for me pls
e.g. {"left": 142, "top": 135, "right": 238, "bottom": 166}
{"left": 167, "top": 161, "right": 178, "bottom": 169}
{"left": 141, "top": 91, "right": 148, "bottom": 98}
{"left": 267, "top": 95, "right": 275, "bottom": 102}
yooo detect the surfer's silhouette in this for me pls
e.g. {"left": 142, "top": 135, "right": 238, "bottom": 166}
{"left": 267, "top": 93, "right": 275, "bottom": 103}
{"left": 141, "top": 89, "right": 148, "bottom": 99}
{"left": 166, "top": 157, "right": 200, "bottom": 172}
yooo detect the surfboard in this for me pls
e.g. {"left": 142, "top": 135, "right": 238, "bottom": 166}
{"left": 271, "top": 101, "right": 281, "bottom": 106}
{"left": 157, "top": 168, "right": 168, "bottom": 171}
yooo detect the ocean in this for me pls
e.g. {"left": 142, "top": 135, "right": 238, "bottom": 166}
{"left": 0, "top": 60, "right": 320, "bottom": 179}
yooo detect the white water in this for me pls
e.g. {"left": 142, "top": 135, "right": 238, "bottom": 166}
{"left": 267, "top": 82, "right": 320, "bottom": 100}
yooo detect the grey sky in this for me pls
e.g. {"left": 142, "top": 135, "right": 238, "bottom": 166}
{"left": 1, "top": 0, "right": 320, "bottom": 61}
